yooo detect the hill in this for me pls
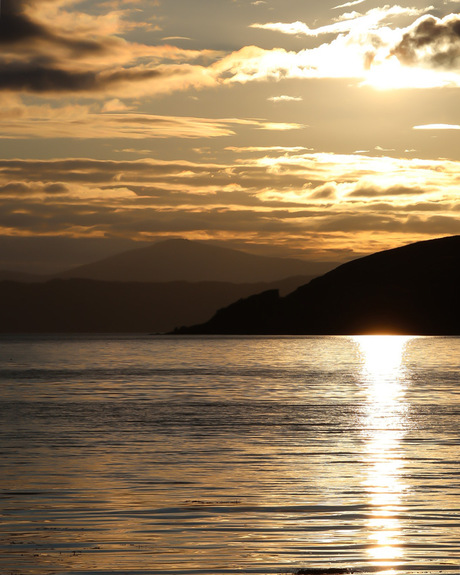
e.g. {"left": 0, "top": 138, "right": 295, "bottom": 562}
{"left": 0, "top": 276, "right": 311, "bottom": 333}
{"left": 0, "top": 270, "right": 48, "bottom": 282}
{"left": 58, "top": 238, "right": 333, "bottom": 283}
{"left": 173, "top": 236, "right": 460, "bottom": 335}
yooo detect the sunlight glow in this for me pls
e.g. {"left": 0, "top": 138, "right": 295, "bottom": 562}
{"left": 413, "top": 124, "right": 460, "bottom": 131}
{"left": 364, "top": 57, "right": 454, "bottom": 90}
{"left": 355, "top": 335, "right": 411, "bottom": 391}
{"left": 355, "top": 336, "right": 413, "bottom": 570}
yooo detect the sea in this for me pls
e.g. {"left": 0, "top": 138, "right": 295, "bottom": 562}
{"left": 0, "top": 334, "right": 459, "bottom": 575}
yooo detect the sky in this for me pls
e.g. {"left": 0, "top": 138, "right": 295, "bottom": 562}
{"left": 1, "top": 0, "right": 460, "bottom": 273}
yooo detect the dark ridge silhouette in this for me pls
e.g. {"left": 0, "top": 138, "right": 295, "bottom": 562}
{"left": 58, "top": 238, "right": 334, "bottom": 283}
{"left": 173, "top": 236, "right": 460, "bottom": 335}
{"left": 0, "top": 276, "right": 311, "bottom": 333}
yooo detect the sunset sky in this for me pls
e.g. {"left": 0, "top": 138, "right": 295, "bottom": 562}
{"left": 1, "top": 0, "right": 460, "bottom": 273}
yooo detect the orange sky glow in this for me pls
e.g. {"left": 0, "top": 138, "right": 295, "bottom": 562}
{"left": 1, "top": 0, "right": 460, "bottom": 272}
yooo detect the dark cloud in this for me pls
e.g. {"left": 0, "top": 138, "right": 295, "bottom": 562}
{"left": 392, "top": 15, "right": 460, "bottom": 69}
{"left": 0, "top": 158, "right": 228, "bottom": 184}
{"left": 315, "top": 212, "right": 460, "bottom": 235}
{"left": 0, "top": 0, "right": 108, "bottom": 54}
{"left": 44, "top": 183, "right": 69, "bottom": 194}
{"left": 348, "top": 185, "right": 425, "bottom": 198}
{"left": 0, "top": 182, "right": 33, "bottom": 194}
{"left": 0, "top": 181, "right": 69, "bottom": 195}
{"left": 0, "top": 159, "right": 314, "bottom": 190}
{"left": 1, "top": 194, "right": 457, "bottom": 239}
{"left": 405, "top": 214, "right": 460, "bottom": 234}
{"left": 309, "top": 184, "right": 336, "bottom": 199}
{"left": 123, "top": 185, "right": 308, "bottom": 209}
{"left": 315, "top": 214, "right": 400, "bottom": 233}
{"left": 360, "top": 201, "right": 448, "bottom": 213}
{"left": 0, "top": 0, "right": 165, "bottom": 95}
{"left": 0, "top": 61, "right": 162, "bottom": 93}
{"left": 0, "top": 0, "right": 49, "bottom": 45}
{"left": 0, "top": 200, "right": 302, "bottom": 236}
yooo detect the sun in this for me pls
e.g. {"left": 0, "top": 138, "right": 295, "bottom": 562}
{"left": 354, "top": 335, "right": 411, "bottom": 379}
{"left": 364, "top": 56, "right": 446, "bottom": 90}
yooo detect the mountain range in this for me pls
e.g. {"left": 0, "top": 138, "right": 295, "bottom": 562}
{"left": 0, "top": 239, "right": 327, "bottom": 333}
{"left": 57, "top": 238, "right": 331, "bottom": 283}
{"left": 174, "top": 236, "right": 460, "bottom": 335}
{"left": 4, "top": 236, "right": 458, "bottom": 335}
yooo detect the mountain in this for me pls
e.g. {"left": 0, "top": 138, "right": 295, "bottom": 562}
{"left": 0, "top": 270, "right": 48, "bottom": 282}
{"left": 173, "top": 236, "right": 460, "bottom": 335}
{"left": 0, "top": 276, "right": 311, "bottom": 334}
{"left": 58, "top": 238, "right": 334, "bottom": 283}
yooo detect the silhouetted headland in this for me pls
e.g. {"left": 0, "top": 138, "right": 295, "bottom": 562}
{"left": 173, "top": 236, "right": 460, "bottom": 335}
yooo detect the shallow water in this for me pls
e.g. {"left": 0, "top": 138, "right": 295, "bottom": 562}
{"left": 0, "top": 335, "right": 459, "bottom": 574}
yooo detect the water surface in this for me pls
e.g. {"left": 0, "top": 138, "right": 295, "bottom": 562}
{"left": 1, "top": 335, "right": 459, "bottom": 574}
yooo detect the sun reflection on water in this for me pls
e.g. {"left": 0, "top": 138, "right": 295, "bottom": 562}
{"left": 354, "top": 335, "right": 413, "bottom": 574}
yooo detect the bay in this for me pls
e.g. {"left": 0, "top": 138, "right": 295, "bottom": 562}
{"left": 0, "top": 335, "right": 459, "bottom": 575}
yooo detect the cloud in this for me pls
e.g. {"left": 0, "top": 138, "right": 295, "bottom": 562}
{"left": 0, "top": 61, "right": 164, "bottom": 94}
{"left": 2, "top": 2, "right": 460, "bottom": 269}
{"left": 332, "top": 0, "right": 367, "bottom": 9}
{"left": 102, "top": 99, "right": 132, "bottom": 112}
{"left": 0, "top": 150, "right": 458, "bottom": 268}
{"left": 0, "top": 181, "right": 75, "bottom": 198}
{"left": 0, "top": 98, "right": 303, "bottom": 139}
{"left": 2, "top": 2, "right": 459, "bottom": 100}
{"left": 0, "top": 152, "right": 457, "bottom": 239}
{"left": 375, "top": 146, "right": 395, "bottom": 152}
{"left": 0, "top": 0, "right": 117, "bottom": 55}
{"left": 0, "top": 58, "right": 219, "bottom": 98}
{"left": 391, "top": 14, "right": 460, "bottom": 69}
{"left": 348, "top": 185, "right": 426, "bottom": 197}
{"left": 413, "top": 123, "right": 460, "bottom": 130}
{"left": 250, "top": 6, "right": 428, "bottom": 37}
{"left": 226, "top": 9, "right": 460, "bottom": 90}
{"left": 268, "top": 95, "right": 303, "bottom": 102}
{"left": 226, "top": 146, "right": 313, "bottom": 153}
{"left": 0, "top": 0, "right": 221, "bottom": 97}
{"left": 214, "top": 27, "right": 449, "bottom": 89}
{"left": 309, "top": 183, "right": 338, "bottom": 200}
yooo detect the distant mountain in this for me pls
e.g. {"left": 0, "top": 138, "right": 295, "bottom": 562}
{"left": 174, "top": 236, "right": 460, "bottom": 335}
{"left": 0, "top": 276, "right": 311, "bottom": 333}
{"left": 58, "top": 238, "right": 334, "bottom": 283}
{"left": 0, "top": 270, "right": 48, "bottom": 282}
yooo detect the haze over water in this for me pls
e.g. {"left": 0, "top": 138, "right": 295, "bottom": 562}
{"left": 1, "top": 335, "right": 459, "bottom": 574}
